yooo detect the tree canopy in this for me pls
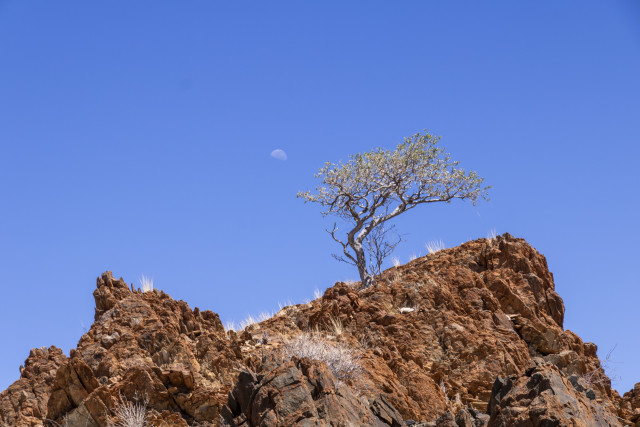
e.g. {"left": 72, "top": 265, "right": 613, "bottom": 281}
{"left": 298, "top": 131, "right": 490, "bottom": 288}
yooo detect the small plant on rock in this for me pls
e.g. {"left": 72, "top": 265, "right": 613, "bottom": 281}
{"left": 283, "top": 332, "right": 362, "bottom": 382}
{"left": 580, "top": 345, "right": 619, "bottom": 386}
{"left": 138, "top": 275, "right": 153, "bottom": 293}
{"left": 108, "top": 392, "right": 148, "bottom": 427}
{"left": 426, "top": 240, "right": 445, "bottom": 254}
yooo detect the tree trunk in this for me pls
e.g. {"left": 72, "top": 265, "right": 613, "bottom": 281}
{"left": 352, "top": 241, "right": 374, "bottom": 288}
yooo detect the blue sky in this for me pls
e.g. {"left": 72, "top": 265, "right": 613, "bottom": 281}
{"left": 1, "top": 1, "right": 639, "bottom": 394}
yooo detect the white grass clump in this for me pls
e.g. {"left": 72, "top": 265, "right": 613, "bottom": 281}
{"left": 226, "top": 311, "right": 274, "bottom": 332}
{"left": 392, "top": 257, "right": 400, "bottom": 267}
{"left": 258, "top": 311, "right": 273, "bottom": 322}
{"left": 409, "top": 253, "right": 419, "bottom": 261}
{"left": 278, "top": 300, "right": 293, "bottom": 311}
{"left": 314, "top": 288, "right": 322, "bottom": 299}
{"left": 283, "top": 333, "right": 362, "bottom": 381}
{"left": 399, "top": 307, "right": 415, "bottom": 314}
{"left": 239, "top": 314, "right": 265, "bottom": 329}
{"left": 241, "top": 315, "right": 257, "bottom": 329}
{"left": 487, "top": 228, "right": 497, "bottom": 241}
{"left": 109, "top": 393, "right": 148, "bottom": 427}
{"left": 425, "top": 240, "right": 445, "bottom": 254}
{"left": 139, "top": 275, "right": 153, "bottom": 293}
{"left": 440, "top": 379, "right": 449, "bottom": 404}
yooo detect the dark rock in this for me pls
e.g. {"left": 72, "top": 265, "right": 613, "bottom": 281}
{"left": 487, "top": 363, "right": 621, "bottom": 426}
{"left": 435, "top": 410, "right": 456, "bottom": 427}
{"left": 455, "top": 407, "right": 473, "bottom": 427}
{"left": 223, "top": 357, "right": 404, "bottom": 426}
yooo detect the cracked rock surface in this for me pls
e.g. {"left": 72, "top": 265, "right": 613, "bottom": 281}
{"left": 1, "top": 234, "right": 637, "bottom": 426}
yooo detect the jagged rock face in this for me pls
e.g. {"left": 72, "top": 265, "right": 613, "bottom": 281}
{"left": 45, "top": 271, "right": 241, "bottom": 426}
{"left": 620, "top": 383, "right": 640, "bottom": 426}
{"left": 221, "top": 356, "right": 404, "bottom": 426}
{"left": 0, "top": 234, "right": 637, "bottom": 426}
{"left": 487, "top": 363, "right": 622, "bottom": 426}
{"left": 0, "top": 346, "right": 67, "bottom": 426}
{"left": 257, "top": 234, "right": 610, "bottom": 421}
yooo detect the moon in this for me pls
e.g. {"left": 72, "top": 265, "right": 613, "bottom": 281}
{"left": 270, "top": 149, "right": 288, "bottom": 161}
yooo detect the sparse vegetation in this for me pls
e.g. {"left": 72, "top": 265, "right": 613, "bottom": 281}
{"left": 487, "top": 228, "right": 497, "bottom": 241}
{"left": 108, "top": 392, "right": 148, "bottom": 427}
{"left": 364, "top": 222, "right": 403, "bottom": 277}
{"left": 326, "top": 315, "right": 344, "bottom": 337}
{"left": 283, "top": 333, "right": 362, "bottom": 381}
{"left": 581, "top": 345, "right": 619, "bottom": 386}
{"left": 225, "top": 310, "right": 277, "bottom": 332}
{"left": 425, "top": 240, "right": 445, "bottom": 254}
{"left": 439, "top": 379, "right": 449, "bottom": 404}
{"left": 138, "top": 275, "right": 153, "bottom": 293}
{"left": 390, "top": 271, "right": 402, "bottom": 284}
{"left": 278, "top": 300, "right": 294, "bottom": 311}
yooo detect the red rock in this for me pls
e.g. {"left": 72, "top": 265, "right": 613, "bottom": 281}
{"left": 0, "top": 234, "right": 636, "bottom": 425}
{"left": 223, "top": 356, "right": 404, "bottom": 426}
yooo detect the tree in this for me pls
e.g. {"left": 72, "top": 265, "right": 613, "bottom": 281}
{"left": 297, "top": 131, "right": 490, "bottom": 288}
{"left": 362, "top": 221, "right": 403, "bottom": 277}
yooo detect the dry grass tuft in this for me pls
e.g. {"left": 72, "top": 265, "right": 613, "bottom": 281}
{"left": 487, "top": 228, "right": 497, "bottom": 241}
{"left": 326, "top": 315, "right": 344, "bottom": 336}
{"left": 108, "top": 392, "right": 148, "bottom": 427}
{"left": 283, "top": 333, "right": 362, "bottom": 381}
{"left": 425, "top": 240, "right": 445, "bottom": 254}
{"left": 138, "top": 275, "right": 153, "bottom": 293}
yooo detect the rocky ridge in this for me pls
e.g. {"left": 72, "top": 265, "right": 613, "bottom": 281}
{"left": 1, "top": 234, "right": 638, "bottom": 426}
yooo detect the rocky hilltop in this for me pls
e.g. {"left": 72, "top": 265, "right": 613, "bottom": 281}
{"left": 1, "top": 234, "right": 639, "bottom": 426}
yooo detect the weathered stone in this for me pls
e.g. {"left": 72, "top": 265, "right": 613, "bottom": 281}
{"left": 63, "top": 402, "right": 99, "bottom": 427}
{"left": 223, "top": 357, "right": 404, "bottom": 426}
{"left": 435, "top": 410, "right": 456, "bottom": 427}
{"left": 487, "top": 363, "right": 621, "bottom": 426}
{"left": 454, "top": 407, "right": 474, "bottom": 427}
{"left": 1, "top": 235, "right": 637, "bottom": 425}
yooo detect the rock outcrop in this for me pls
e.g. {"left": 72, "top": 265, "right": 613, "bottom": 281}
{"left": 221, "top": 356, "right": 404, "bottom": 426}
{"left": 0, "top": 234, "right": 637, "bottom": 426}
{"left": 0, "top": 347, "right": 67, "bottom": 426}
{"left": 619, "top": 383, "right": 640, "bottom": 426}
{"left": 487, "top": 363, "right": 621, "bottom": 426}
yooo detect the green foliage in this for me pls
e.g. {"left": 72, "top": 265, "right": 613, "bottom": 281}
{"left": 298, "top": 130, "right": 490, "bottom": 287}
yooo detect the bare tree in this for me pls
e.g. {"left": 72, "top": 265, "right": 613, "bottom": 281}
{"left": 330, "top": 220, "right": 402, "bottom": 280}
{"left": 298, "top": 131, "right": 490, "bottom": 288}
{"left": 365, "top": 222, "right": 402, "bottom": 278}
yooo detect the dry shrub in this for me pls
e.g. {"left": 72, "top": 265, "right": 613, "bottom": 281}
{"left": 283, "top": 333, "right": 362, "bottom": 381}
{"left": 108, "top": 392, "right": 148, "bottom": 427}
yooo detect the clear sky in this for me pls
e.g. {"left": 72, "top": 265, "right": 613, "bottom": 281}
{"left": 1, "top": 1, "right": 638, "bottom": 394}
